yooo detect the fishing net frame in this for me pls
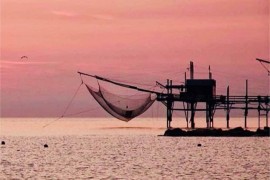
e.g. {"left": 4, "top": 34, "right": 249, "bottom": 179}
{"left": 85, "top": 81, "right": 156, "bottom": 122}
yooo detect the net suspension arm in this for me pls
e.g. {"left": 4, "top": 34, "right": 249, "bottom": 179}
{"left": 78, "top": 71, "right": 162, "bottom": 95}
{"left": 256, "top": 58, "right": 270, "bottom": 75}
{"left": 256, "top": 58, "right": 270, "bottom": 64}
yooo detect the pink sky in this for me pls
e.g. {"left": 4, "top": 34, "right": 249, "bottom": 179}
{"left": 1, "top": 0, "right": 269, "bottom": 117}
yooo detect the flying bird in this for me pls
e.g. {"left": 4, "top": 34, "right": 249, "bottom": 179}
{"left": 20, "top": 56, "right": 28, "bottom": 60}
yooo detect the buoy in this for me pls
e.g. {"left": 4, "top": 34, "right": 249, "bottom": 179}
{"left": 44, "top": 144, "right": 48, "bottom": 148}
{"left": 1, "top": 141, "right": 5, "bottom": 145}
{"left": 197, "top": 143, "right": 202, "bottom": 147}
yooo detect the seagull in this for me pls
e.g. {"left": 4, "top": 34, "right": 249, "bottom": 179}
{"left": 21, "top": 56, "right": 28, "bottom": 59}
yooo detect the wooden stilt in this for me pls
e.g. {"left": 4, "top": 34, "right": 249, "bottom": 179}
{"left": 226, "top": 86, "right": 230, "bottom": 128}
{"left": 206, "top": 103, "right": 209, "bottom": 128}
{"left": 190, "top": 103, "right": 196, "bottom": 129}
{"left": 244, "top": 80, "right": 248, "bottom": 128}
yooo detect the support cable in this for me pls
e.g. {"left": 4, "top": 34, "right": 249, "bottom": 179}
{"left": 42, "top": 81, "right": 83, "bottom": 128}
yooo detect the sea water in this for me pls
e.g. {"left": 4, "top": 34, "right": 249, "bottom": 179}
{"left": 1, "top": 118, "right": 269, "bottom": 179}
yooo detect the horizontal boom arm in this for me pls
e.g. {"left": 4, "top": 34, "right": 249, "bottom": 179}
{"left": 78, "top": 71, "right": 161, "bottom": 94}
{"left": 256, "top": 58, "right": 270, "bottom": 64}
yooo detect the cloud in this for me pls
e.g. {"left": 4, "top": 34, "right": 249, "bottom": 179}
{"left": 0, "top": 60, "right": 59, "bottom": 69}
{"left": 90, "top": 14, "right": 114, "bottom": 21}
{"left": 51, "top": 11, "right": 78, "bottom": 18}
{"left": 1, "top": 60, "right": 58, "bottom": 65}
{"left": 51, "top": 11, "right": 114, "bottom": 21}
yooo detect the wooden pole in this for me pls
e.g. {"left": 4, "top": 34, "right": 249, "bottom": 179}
{"left": 244, "top": 80, "right": 248, "bottom": 128}
{"left": 266, "top": 98, "right": 269, "bottom": 127}
{"left": 210, "top": 103, "right": 214, "bottom": 128}
{"left": 206, "top": 103, "right": 209, "bottom": 128}
{"left": 190, "top": 61, "right": 194, "bottom": 79}
{"left": 226, "top": 86, "right": 230, "bottom": 128}
{"left": 190, "top": 103, "right": 196, "bottom": 129}
{"left": 183, "top": 102, "right": 189, "bottom": 128}
{"left": 185, "top": 72, "right": 187, "bottom": 84}
{"left": 169, "top": 80, "right": 173, "bottom": 128}
{"left": 258, "top": 96, "right": 261, "bottom": 129}
{"left": 166, "top": 79, "right": 173, "bottom": 129}
{"left": 167, "top": 79, "right": 169, "bottom": 128}
{"left": 209, "top": 65, "right": 212, "bottom": 79}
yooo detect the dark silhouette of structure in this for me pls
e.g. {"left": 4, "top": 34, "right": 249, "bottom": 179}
{"left": 157, "top": 61, "right": 269, "bottom": 129}
{"left": 78, "top": 60, "right": 270, "bottom": 130}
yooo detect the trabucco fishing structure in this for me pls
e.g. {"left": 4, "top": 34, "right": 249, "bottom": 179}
{"left": 76, "top": 59, "right": 270, "bottom": 130}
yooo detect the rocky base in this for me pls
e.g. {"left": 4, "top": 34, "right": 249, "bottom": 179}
{"left": 164, "top": 126, "right": 270, "bottom": 137}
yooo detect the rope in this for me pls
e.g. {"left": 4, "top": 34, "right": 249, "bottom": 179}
{"left": 62, "top": 81, "right": 84, "bottom": 116}
{"left": 42, "top": 116, "right": 63, "bottom": 128}
{"left": 42, "top": 81, "right": 83, "bottom": 128}
{"left": 259, "top": 61, "right": 270, "bottom": 75}
{"left": 64, "top": 106, "right": 103, "bottom": 117}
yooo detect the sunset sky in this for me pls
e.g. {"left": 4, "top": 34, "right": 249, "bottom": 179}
{"left": 1, "top": 0, "right": 269, "bottom": 117}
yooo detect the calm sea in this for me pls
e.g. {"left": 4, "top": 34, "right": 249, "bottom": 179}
{"left": 1, "top": 118, "right": 269, "bottom": 179}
